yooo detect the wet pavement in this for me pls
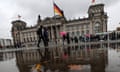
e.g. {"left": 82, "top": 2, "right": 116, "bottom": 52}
{"left": 0, "top": 46, "right": 120, "bottom": 72}
{"left": 0, "top": 58, "right": 18, "bottom": 72}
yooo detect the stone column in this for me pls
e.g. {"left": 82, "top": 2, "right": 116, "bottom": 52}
{"left": 51, "top": 25, "right": 54, "bottom": 41}
{"left": 57, "top": 25, "right": 60, "bottom": 39}
{"left": 56, "top": 25, "right": 59, "bottom": 41}
{"left": 48, "top": 27, "right": 51, "bottom": 40}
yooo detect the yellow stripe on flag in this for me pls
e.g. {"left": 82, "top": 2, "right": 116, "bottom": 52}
{"left": 54, "top": 3, "right": 63, "bottom": 16}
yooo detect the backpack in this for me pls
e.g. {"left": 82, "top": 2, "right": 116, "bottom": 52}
{"left": 44, "top": 29, "right": 49, "bottom": 41}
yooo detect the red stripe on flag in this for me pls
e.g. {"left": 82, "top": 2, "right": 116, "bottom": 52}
{"left": 54, "top": 3, "right": 63, "bottom": 16}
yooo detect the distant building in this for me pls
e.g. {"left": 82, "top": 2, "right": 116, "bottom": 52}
{"left": 0, "top": 39, "right": 13, "bottom": 48}
{"left": 11, "top": 3, "right": 108, "bottom": 47}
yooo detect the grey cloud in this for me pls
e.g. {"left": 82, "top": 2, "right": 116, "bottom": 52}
{"left": 9, "top": 0, "right": 120, "bottom": 28}
{"left": 0, "top": 0, "right": 120, "bottom": 38}
{"left": 13, "top": 0, "right": 120, "bottom": 19}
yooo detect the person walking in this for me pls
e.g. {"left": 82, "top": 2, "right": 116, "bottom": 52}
{"left": 43, "top": 27, "right": 49, "bottom": 47}
{"left": 37, "top": 25, "right": 44, "bottom": 60}
{"left": 66, "top": 32, "right": 71, "bottom": 56}
{"left": 37, "top": 25, "right": 49, "bottom": 47}
{"left": 37, "top": 25, "right": 45, "bottom": 47}
{"left": 43, "top": 27, "right": 49, "bottom": 60}
{"left": 37, "top": 25, "right": 49, "bottom": 61}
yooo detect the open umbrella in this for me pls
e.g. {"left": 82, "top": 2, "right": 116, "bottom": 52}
{"left": 60, "top": 31, "right": 67, "bottom": 37}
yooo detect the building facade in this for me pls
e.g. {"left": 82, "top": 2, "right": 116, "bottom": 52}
{"left": 11, "top": 4, "right": 108, "bottom": 47}
{"left": 0, "top": 39, "right": 13, "bottom": 48}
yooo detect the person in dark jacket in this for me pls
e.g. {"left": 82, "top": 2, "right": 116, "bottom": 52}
{"left": 37, "top": 25, "right": 49, "bottom": 61}
{"left": 66, "top": 33, "right": 70, "bottom": 44}
{"left": 43, "top": 27, "right": 49, "bottom": 60}
{"left": 66, "top": 32, "right": 71, "bottom": 56}
{"left": 37, "top": 25, "right": 49, "bottom": 47}
{"left": 74, "top": 36, "right": 78, "bottom": 50}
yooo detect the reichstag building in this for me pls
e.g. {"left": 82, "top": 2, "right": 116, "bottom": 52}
{"left": 11, "top": 3, "right": 108, "bottom": 47}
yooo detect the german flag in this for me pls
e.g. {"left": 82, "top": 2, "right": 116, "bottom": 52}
{"left": 54, "top": 3, "right": 63, "bottom": 16}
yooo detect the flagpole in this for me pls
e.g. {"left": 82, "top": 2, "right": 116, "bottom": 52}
{"left": 52, "top": 0, "right": 65, "bottom": 52}
{"left": 52, "top": 0, "right": 56, "bottom": 17}
{"left": 52, "top": 0, "right": 57, "bottom": 44}
{"left": 52, "top": 0, "right": 59, "bottom": 58}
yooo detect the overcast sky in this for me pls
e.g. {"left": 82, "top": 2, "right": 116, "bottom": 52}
{"left": 0, "top": 0, "right": 120, "bottom": 39}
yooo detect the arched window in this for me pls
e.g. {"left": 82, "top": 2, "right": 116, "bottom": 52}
{"left": 94, "top": 22, "right": 101, "bottom": 33}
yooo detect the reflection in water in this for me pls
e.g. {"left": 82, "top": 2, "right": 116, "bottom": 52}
{"left": 0, "top": 52, "right": 15, "bottom": 61}
{"left": 15, "top": 45, "right": 108, "bottom": 72}
{"left": 106, "top": 48, "right": 120, "bottom": 72}
{"left": 2, "top": 43, "right": 120, "bottom": 72}
{"left": 4, "top": 43, "right": 120, "bottom": 72}
{"left": 0, "top": 58, "right": 19, "bottom": 72}
{"left": 68, "top": 65, "right": 91, "bottom": 72}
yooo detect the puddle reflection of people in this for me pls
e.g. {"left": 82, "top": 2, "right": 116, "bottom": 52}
{"left": 37, "top": 25, "right": 49, "bottom": 61}
{"left": 62, "top": 51, "right": 68, "bottom": 60}
{"left": 43, "top": 27, "right": 49, "bottom": 61}
{"left": 66, "top": 32, "right": 71, "bottom": 56}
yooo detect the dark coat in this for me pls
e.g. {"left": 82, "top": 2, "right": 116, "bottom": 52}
{"left": 74, "top": 36, "right": 78, "bottom": 43}
{"left": 66, "top": 33, "right": 70, "bottom": 44}
{"left": 37, "top": 27, "right": 49, "bottom": 41}
{"left": 37, "top": 27, "right": 43, "bottom": 37}
{"left": 44, "top": 28, "right": 49, "bottom": 41}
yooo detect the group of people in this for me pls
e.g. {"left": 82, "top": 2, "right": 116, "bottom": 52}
{"left": 37, "top": 25, "right": 49, "bottom": 47}
{"left": 37, "top": 25, "right": 71, "bottom": 47}
{"left": 37, "top": 25, "right": 50, "bottom": 61}
{"left": 36, "top": 25, "right": 71, "bottom": 61}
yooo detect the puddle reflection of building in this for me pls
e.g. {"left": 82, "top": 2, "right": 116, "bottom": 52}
{"left": 90, "top": 51, "right": 107, "bottom": 72}
{"left": 0, "top": 52, "right": 3, "bottom": 61}
{"left": 15, "top": 47, "right": 108, "bottom": 72}
{"left": 0, "top": 52, "right": 15, "bottom": 61}
{"left": 16, "top": 50, "right": 41, "bottom": 72}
